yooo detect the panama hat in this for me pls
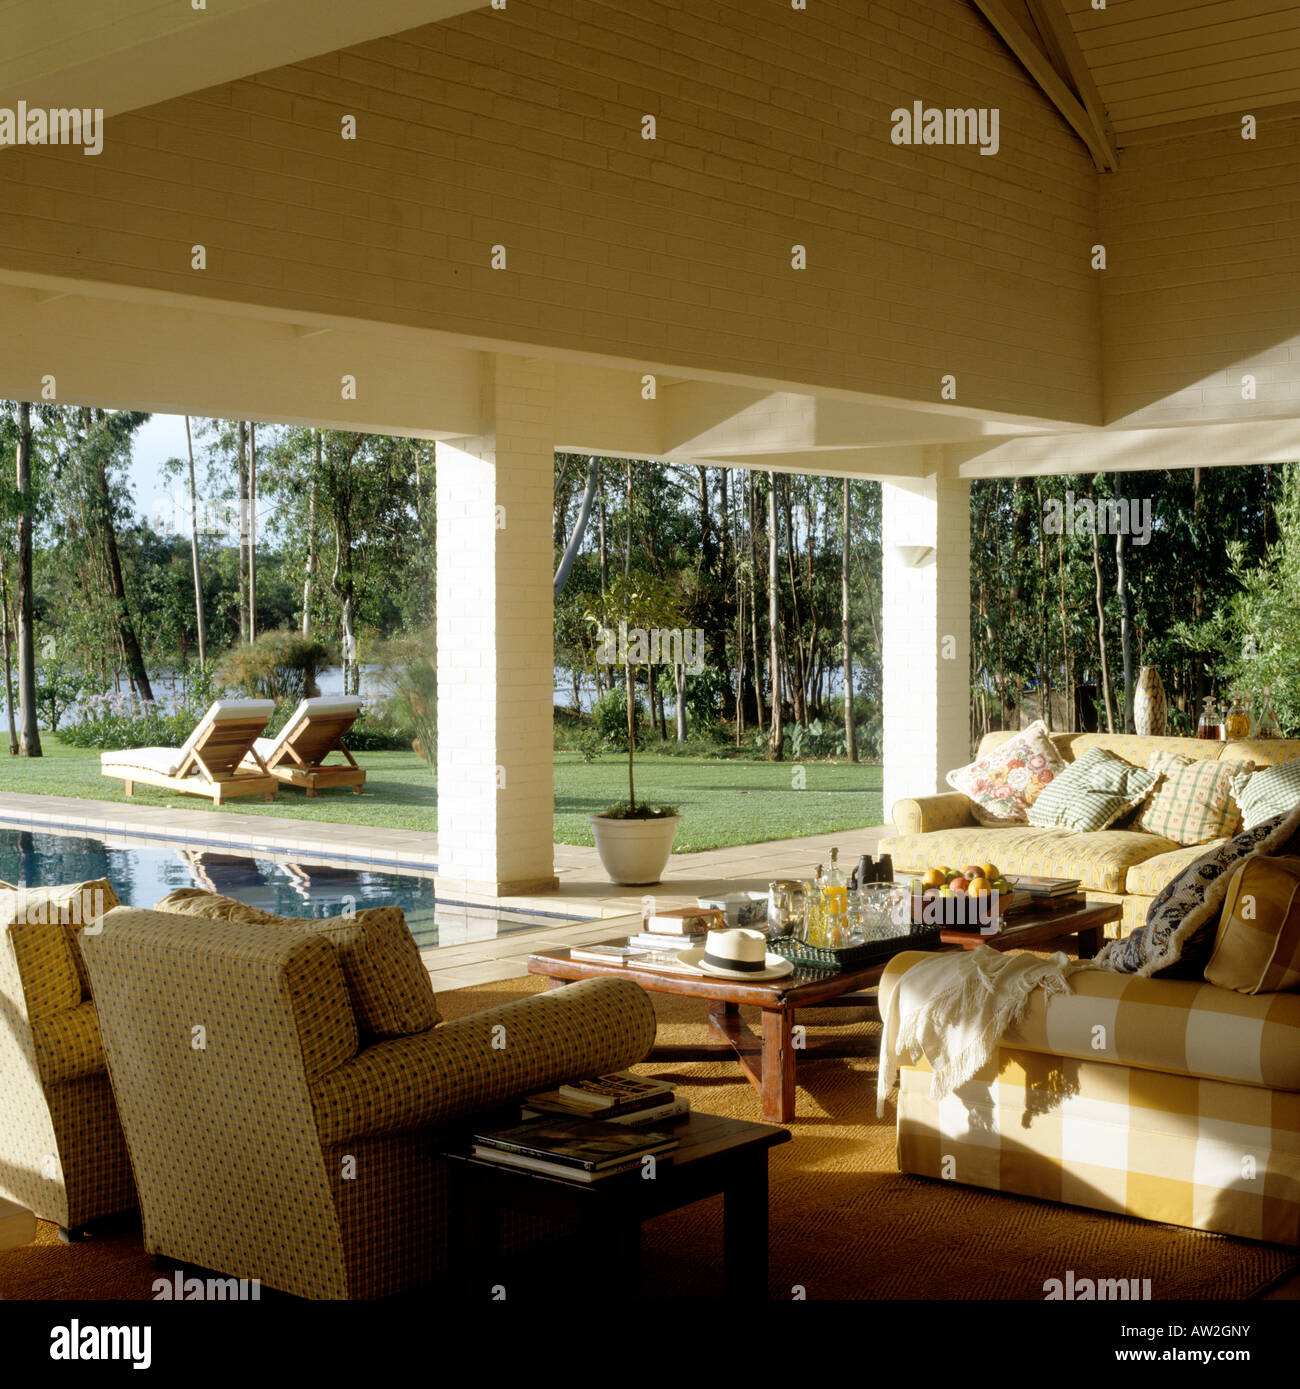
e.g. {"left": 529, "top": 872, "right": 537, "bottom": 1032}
{"left": 678, "top": 927, "right": 793, "bottom": 981}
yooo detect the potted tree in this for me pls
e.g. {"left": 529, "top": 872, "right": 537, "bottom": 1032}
{"left": 585, "top": 574, "right": 684, "bottom": 884}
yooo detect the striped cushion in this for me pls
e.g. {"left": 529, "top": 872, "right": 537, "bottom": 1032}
{"left": 1136, "top": 752, "right": 1246, "bottom": 846}
{"left": 1232, "top": 759, "right": 1300, "bottom": 831}
{"left": 154, "top": 890, "right": 440, "bottom": 1038}
{"left": 1027, "top": 747, "right": 1156, "bottom": 832}
{"left": 1206, "top": 857, "right": 1300, "bottom": 995}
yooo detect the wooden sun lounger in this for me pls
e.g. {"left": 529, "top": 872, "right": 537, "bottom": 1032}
{"left": 100, "top": 700, "right": 279, "bottom": 806}
{"left": 243, "top": 697, "right": 367, "bottom": 796}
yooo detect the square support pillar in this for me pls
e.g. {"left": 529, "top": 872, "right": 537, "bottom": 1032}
{"left": 881, "top": 471, "right": 971, "bottom": 829}
{"left": 435, "top": 356, "right": 558, "bottom": 897}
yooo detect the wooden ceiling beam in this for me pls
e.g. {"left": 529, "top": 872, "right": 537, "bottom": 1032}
{"left": 970, "top": 0, "right": 1119, "bottom": 171}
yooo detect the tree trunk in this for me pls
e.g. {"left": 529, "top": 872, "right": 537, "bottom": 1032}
{"left": 625, "top": 659, "right": 636, "bottom": 811}
{"left": 674, "top": 660, "right": 686, "bottom": 741}
{"left": 780, "top": 477, "right": 808, "bottom": 726}
{"left": 340, "top": 592, "right": 356, "bottom": 696}
{"left": 184, "top": 417, "right": 208, "bottom": 667}
{"left": 1091, "top": 523, "right": 1115, "bottom": 734}
{"left": 1116, "top": 521, "right": 1134, "bottom": 733}
{"left": 248, "top": 422, "right": 257, "bottom": 641}
{"left": 1, "top": 561, "right": 18, "bottom": 755}
{"left": 749, "top": 472, "right": 765, "bottom": 735}
{"left": 237, "top": 420, "right": 249, "bottom": 643}
{"left": 302, "top": 431, "right": 320, "bottom": 636}
{"left": 14, "top": 402, "right": 42, "bottom": 755}
{"left": 1191, "top": 467, "right": 1205, "bottom": 712}
{"left": 1058, "top": 521, "right": 1072, "bottom": 731}
{"left": 83, "top": 409, "right": 154, "bottom": 705}
{"left": 767, "top": 477, "right": 782, "bottom": 759}
{"left": 624, "top": 457, "right": 633, "bottom": 578}
{"left": 1036, "top": 484, "right": 1051, "bottom": 727}
{"left": 841, "top": 478, "right": 857, "bottom": 762}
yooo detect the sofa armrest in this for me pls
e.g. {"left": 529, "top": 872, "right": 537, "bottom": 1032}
{"left": 30, "top": 1000, "right": 106, "bottom": 1084}
{"left": 890, "top": 792, "right": 975, "bottom": 836}
{"left": 311, "top": 976, "right": 657, "bottom": 1145}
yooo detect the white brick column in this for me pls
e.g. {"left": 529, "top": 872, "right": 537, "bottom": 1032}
{"left": 436, "top": 356, "right": 558, "bottom": 896}
{"left": 881, "top": 471, "right": 971, "bottom": 829}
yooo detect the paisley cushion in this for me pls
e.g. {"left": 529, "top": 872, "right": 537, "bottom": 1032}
{"left": 1097, "top": 804, "right": 1300, "bottom": 978}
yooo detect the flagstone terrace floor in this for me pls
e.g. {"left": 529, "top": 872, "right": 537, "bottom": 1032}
{"left": 0, "top": 792, "right": 888, "bottom": 992}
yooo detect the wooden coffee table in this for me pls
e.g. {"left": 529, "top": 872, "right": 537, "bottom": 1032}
{"left": 528, "top": 899, "right": 1121, "bottom": 1123}
{"left": 442, "top": 1109, "right": 790, "bottom": 1300}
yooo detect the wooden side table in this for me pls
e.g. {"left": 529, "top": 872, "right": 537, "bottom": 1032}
{"left": 441, "top": 1110, "right": 791, "bottom": 1300}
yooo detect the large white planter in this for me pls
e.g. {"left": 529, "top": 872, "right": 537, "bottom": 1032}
{"left": 588, "top": 814, "right": 681, "bottom": 885}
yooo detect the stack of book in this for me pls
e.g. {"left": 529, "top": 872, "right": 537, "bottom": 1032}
{"left": 1007, "top": 874, "right": 1082, "bottom": 904}
{"left": 642, "top": 906, "right": 725, "bottom": 936}
{"left": 471, "top": 1115, "right": 679, "bottom": 1182}
{"left": 522, "top": 1071, "right": 689, "bottom": 1125}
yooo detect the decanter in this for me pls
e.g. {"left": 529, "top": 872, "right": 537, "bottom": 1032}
{"left": 1251, "top": 686, "right": 1282, "bottom": 739}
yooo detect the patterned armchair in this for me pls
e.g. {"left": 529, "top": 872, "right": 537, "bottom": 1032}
{"left": 82, "top": 906, "right": 658, "bottom": 1299}
{"left": 0, "top": 881, "right": 136, "bottom": 1236}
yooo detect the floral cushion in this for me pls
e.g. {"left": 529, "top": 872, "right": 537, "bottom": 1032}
{"left": 1135, "top": 752, "right": 1247, "bottom": 846}
{"left": 945, "top": 720, "right": 1066, "bottom": 826}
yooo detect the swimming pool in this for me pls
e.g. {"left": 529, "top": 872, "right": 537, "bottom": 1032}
{"left": 0, "top": 826, "right": 578, "bottom": 950}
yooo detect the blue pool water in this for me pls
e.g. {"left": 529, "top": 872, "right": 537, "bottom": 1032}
{"left": 0, "top": 826, "right": 573, "bottom": 950}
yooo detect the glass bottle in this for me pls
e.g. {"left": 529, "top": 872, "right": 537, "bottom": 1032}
{"left": 823, "top": 847, "right": 848, "bottom": 947}
{"left": 1222, "top": 692, "right": 1251, "bottom": 741}
{"left": 1252, "top": 686, "right": 1282, "bottom": 739}
{"left": 803, "top": 864, "right": 825, "bottom": 947}
{"left": 1196, "top": 696, "right": 1222, "bottom": 741}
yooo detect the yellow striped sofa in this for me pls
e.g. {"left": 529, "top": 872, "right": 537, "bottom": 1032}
{"left": 82, "top": 906, "right": 657, "bottom": 1300}
{"left": 0, "top": 880, "right": 136, "bottom": 1237}
{"left": 880, "top": 733, "right": 1300, "bottom": 938}
{"left": 880, "top": 951, "right": 1300, "bottom": 1246}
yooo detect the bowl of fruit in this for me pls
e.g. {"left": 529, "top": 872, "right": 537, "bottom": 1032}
{"left": 908, "top": 863, "right": 1026, "bottom": 929}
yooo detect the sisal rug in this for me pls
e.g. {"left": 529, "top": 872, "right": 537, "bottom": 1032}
{"left": 441, "top": 977, "right": 1299, "bottom": 1302}
{"left": 2, "top": 976, "right": 1296, "bottom": 1301}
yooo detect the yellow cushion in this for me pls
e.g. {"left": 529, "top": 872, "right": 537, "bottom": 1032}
{"left": 1206, "top": 857, "right": 1300, "bottom": 995}
{"left": 880, "top": 825, "right": 1179, "bottom": 894}
{"left": 154, "top": 890, "right": 440, "bottom": 1038}
{"left": 1123, "top": 840, "right": 1229, "bottom": 897}
{"left": 0, "top": 879, "right": 120, "bottom": 1000}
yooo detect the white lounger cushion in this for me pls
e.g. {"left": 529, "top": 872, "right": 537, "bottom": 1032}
{"left": 250, "top": 696, "right": 363, "bottom": 760}
{"left": 101, "top": 747, "right": 187, "bottom": 777}
{"left": 101, "top": 700, "right": 277, "bottom": 778}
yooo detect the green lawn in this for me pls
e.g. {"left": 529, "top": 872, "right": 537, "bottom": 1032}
{"left": 2, "top": 738, "right": 884, "bottom": 853}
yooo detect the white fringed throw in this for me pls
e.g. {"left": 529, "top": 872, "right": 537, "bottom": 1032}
{"left": 877, "top": 946, "right": 1090, "bottom": 1117}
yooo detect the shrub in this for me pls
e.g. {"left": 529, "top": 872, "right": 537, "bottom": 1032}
{"left": 370, "top": 634, "right": 437, "bottom": 768}
{"left": 217, "top": 630, "right": 339, "bottom": 702}
{"left": 58, "top": 692, "right": 207, "bottom": 751}
{"left": 592, "top": 686, "right": 644, "bottom": 749}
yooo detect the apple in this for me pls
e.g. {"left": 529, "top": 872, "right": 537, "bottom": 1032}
{"left": 950, "top": 876, "right": 970, "bottom": 893}
{"left": 962, "top": 865, "right": 983, "bottom": 880}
